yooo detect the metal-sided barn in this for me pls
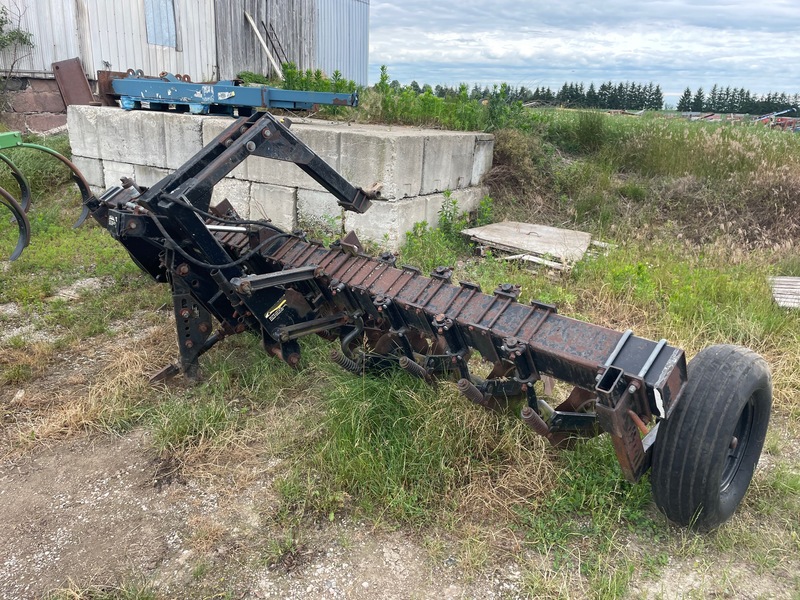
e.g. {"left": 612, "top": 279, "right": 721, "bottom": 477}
{"left": 0, "top": 0, "right": 369, "bottom": 130}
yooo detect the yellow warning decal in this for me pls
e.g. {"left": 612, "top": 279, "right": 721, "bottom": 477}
{"left": 266, "top": 299, "right": 287, "bottom": 321}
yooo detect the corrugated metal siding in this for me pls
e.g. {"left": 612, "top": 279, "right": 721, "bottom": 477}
{"left": 1, "top": 0, "right": 368, "bottom": 83}
{"left": 79, "top": 0, "right": 217, "bottom": 81}
{"left": 315, "top": 0, "right": 368, "bottom": 85}
{"left": 215, "top": 0, "right": 316, "bottom": 80}
{"left": 0, "top": 0, "right": 80, "bottom": 77}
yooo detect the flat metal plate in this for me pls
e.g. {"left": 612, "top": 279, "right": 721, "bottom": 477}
{"left": 52, "top": 58, "right": 94, "bottom": 106}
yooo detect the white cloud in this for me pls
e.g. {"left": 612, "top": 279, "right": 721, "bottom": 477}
{"left": 369, "top": 0, "right": 800, "bottom": 95}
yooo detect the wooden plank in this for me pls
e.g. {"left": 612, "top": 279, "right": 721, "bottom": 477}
{"left": 768, "top": 276, "right": 800, "bottom": 309}
{"left": 244, "top": 10, "right": 284, "bottom": 79}
{"left": 462, "top": 221, "right": 591, "bottom": 264}
{"left": 503, "top": 254, "right": 566, "bottom": 271}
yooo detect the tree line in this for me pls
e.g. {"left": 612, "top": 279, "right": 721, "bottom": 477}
{"left": 676, "top": 85, "right": 799, "bottom": 115}
{"left": 390, "top": 78, "right": 799, "bottom": 115}
{"left": 395, "top": 80, "right": 664, "bottom": 110}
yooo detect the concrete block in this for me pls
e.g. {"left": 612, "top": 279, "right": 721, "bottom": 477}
{"left": 338, "top": 131, "right": 424, "bottom": 200}
{"left": 164, "top": 112, "right": 203, "bottom": 169}
{"left": 346, "top": 197, "right": 429, "bottom": 251}
{"left": 421, "top": 134, "right": 477, "bottom": 194}
{"left": 133, "top": 164, "right": 171, "bottom": 188}
{"left": 297, "top": 188, "right": 342, "bottom": 229}
{"left": 201, "top": 116, "right": 253, "bottom": 180}
{"left": 29, "top": 78, "right": 59, "bottom": 93}
{"left": 0, "top": 112, "right": 26, "bottom": 132}
{"left": 211, "top": 178, "right": 251, "bottom": 218}
{"left": 26, "top": 113, "right": 67, "bottom": 133}
{"left": 11, "top": 90, "right": 65, "bottom": 114}
{"left": 102, "top": 160, "right": 135, "bottom": 188}
{"left": 425, "top": 187, "right": 486, "bottom": 224}
{"left": 471, "top": 138, "right": 494, "bottom": 186}
{"left": 251, "top": 183, "right": 297, "bottom": 232}
{"left": 201, "top": 116, "right": 233, "bottom": 145}
{"left": 97, "top": 108, "right": 167, "bottom": 167}
{"left": 245, "top": 126, "right": 341, "bottom": 192}
{"left": 67, "top": 106, "right": 101, "bottom": 158}
{"left": 71, "top": 156, "right": 104, "bottom": 189}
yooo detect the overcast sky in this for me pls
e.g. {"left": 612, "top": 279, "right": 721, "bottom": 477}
{"left": 368, "top": 0, "right": 800, "bottom": 104}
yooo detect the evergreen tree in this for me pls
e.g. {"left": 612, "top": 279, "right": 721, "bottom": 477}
{"left": 691, "top": 87, "right": 705, "bottom": 112}
{"left": 677, "top": 87, "right": 692, "bottom": 112}
{"left": 652, "top": 84, "right": 664, "bottom": 110}
{"left": 598, "top": 82, "right": 612, "bottom": 108}
{"left": 708, "top": 84, "right": 719, "bottom": 111}
{"left": 586, "top": 82, "right": 599, "bottom": 107}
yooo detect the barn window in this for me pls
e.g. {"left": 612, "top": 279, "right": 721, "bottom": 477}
{"left": 144, "top": 0, "right": 178, "bottom": 48}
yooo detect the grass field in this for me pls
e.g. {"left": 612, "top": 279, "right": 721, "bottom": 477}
{"left": 0, "top": 106, "right": 798, "bottom": 598}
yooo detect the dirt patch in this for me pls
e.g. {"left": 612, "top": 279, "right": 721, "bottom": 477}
{"left": 0, "top": 427, "right": 529, "bottom": 599}
{"left": 0, "top": 430, "right": 197, "bottom": 598}
{"left": 46, "top": 276, "right": 114, "bottom": 302}
{"left": 253, "top": 526, "right": 524, "bottom": 600}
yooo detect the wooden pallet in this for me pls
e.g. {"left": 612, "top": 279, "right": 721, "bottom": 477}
{"left": 769, "top": 276, "right": 800, "bottom": 308}
{"left": 462, "top": 222, "right": 591, "bottom": 269}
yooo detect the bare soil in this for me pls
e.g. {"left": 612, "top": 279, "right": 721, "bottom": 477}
{"left": 0, "top": 426, "right": 526, "bottom": 599}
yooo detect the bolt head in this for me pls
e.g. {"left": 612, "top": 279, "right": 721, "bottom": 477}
{"left": 628, "top": 384, "right": 637, "bottom": 395}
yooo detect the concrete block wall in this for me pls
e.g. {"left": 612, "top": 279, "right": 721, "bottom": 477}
{"left": 67, "top": 106, "right": 494, "bottom": 249}
{"left": 0, "top": 78, "right": 68, "bottom": 133}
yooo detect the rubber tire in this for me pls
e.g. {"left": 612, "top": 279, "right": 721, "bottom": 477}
{"left": 651, "top": 344, "right": 771, "bottom": 530}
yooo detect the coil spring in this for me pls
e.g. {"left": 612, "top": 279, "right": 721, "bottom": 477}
{"left": 520, "top": 405, "right": 551, "bottom": 437}
{"left": 398, "top": 356, "right": 428, "bottom": 379}
{"left": 331, "top": 349, "right": 361, "bottom": 373}
{"left": 457, "top": 378, "right": 489, "bottom": 407}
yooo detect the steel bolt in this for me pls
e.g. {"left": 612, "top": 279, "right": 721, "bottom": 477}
{"left": 239, "top": 126, "right": 248, "bottom": 134}
{"left": 184, "top": 340, "right": 194, "bottom": 349}
{"left": 245, "top": 141, "right": 256, "bottom": 152}
{"left": 224, "top": 139, "right": 233, "bottom": 148}
{"left": 176, "top": 264, "right": 189, "bottom": 276}
{"left": 628, "top": 384, "right": 637, "bottom": 395}
{"left": 262, "top": 128, "right": 272, "bottom": 138}
{"left": 179, "top": 308, "right": 191, "bottom": 319}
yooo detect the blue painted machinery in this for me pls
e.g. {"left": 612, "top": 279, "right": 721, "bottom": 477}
{"left": 107, "top": 70, "right": 357, "bottom": 114}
